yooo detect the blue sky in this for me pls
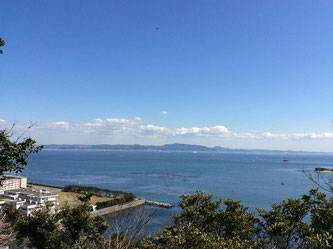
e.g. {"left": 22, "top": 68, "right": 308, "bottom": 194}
{"left": 1, "top": 0, "right": 332, "bottom": 151}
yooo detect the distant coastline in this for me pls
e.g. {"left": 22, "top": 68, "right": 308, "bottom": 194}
{"left": 42, "top": 143, "right": 329, "bottom": 154}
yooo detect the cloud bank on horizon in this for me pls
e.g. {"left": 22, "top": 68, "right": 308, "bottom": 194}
{"left": 1, "top": 118, "right": 333, "bottom": 152}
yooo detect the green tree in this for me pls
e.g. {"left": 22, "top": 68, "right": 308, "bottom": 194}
{"left": 0, "top": 38, "right": 4, "bottom": 54}
{"left": 0, "top": 205, "right": 20, "bottom": 247}
{"left": 0, "top": 125, "right": 43, "bottom": 182}
{"left": 140, "top": 191, "right": 262, "bottom": 249}
{"left": 257, "top": 197, "right": 311, "bottom": 248}
{"left": 305, "top": 189, "right": 333, "bottom": 248}
{"left": 140, "top": 189, "right": 333, "bottom": 249}
{"left": 77, "top": 192, "right": 94, "bottom": 203}
{"left": 7, "top": 201, "right": 109, "bottom": 249}
{"left": 5, "top": 188, "right": 333, "bottom": 248}
{"left": 59, "top": 202, "right": 108, "bottom": 249}
{"left": 14, "top": 203, "right": 61, "bottom": 249}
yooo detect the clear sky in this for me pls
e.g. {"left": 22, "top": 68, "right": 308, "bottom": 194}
{"left": 1, "top": 0, "right": 333, "bottom": 151}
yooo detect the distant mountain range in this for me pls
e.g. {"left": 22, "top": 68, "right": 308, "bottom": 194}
{"left": 42, "top": 143, "right": 324, "bottom": 154}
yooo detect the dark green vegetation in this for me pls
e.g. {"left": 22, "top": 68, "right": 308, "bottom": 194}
{"left": 63, "top": 185, "right": 135, "bottom": 199}
{"left": 2, "top": 189, "right": 333, "bottom": 248}
{"left": 140, "top": 190, "right": 333, "bottom": 249}
{"left": 315, "top": 167, "right": 333, "bottom": 172}
{"left": 4, "top": 201, "right": 108, "bottom": 249}
{"left": 95, "top": 194, "right": 135, "bottom": 210}
{"left": 0, "top": 125, "right": 43, "bottom": 182}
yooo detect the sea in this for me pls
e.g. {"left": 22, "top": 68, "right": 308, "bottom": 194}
{"left": 22, "top": 149, "right": 333, "bottom": 233}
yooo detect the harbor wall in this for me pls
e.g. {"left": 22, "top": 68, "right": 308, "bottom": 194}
{"left": 90, "top": 199, "right": 145, "bottom": 216}
{"left": 28, "top": 182, "right": 64, "bottom": 189}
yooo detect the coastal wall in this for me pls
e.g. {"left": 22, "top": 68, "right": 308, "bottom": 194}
{"left": 90, "top": 199, "right": 145, "bottom": 216}
{"left": 28, "top": 182, "right": 64, "bottom": 189}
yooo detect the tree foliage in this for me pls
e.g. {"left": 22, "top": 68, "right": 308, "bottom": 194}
{"left": 6, "top": 201, "right": 108, "bottom": 249}
{"left": 140, "top": 189, "right": 333, "bottom": 249}
{"left": 3, "top": 189, "right": 333, "bottom": 248}
{"left": 59, "top": 202, "right": 108, "bottom": 249}
{"left": 63, "top": 184, "right": 136, "bottom": 199}
{"left": 0, "top": 126, "right": 43, "bottom": 181}
{"left": 96, "top": 194, "right": 136, "bottom": 210}
{"left": 0, "top": 207, "right": 17, "bottom": 247}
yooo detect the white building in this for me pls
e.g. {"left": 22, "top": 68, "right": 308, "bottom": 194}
{"left": 0, "top": 175, "right": 27, "bottom": 194}
{"left": 1, "top": 188, "right": 59, "bottom": 216}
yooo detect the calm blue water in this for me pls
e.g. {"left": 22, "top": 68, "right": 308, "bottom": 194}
{"left": 23, "top": 150, "right": 333, "bottom": 232}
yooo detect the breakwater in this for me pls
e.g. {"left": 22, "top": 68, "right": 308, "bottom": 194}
{"left": 91, "top": 199, "right": 145, "bottom": 216}
{"left": 28, "top": 182, "right": 63, "bottom": 189}
{"left": 145, "top": 200, "right": 173, "bottom": 208}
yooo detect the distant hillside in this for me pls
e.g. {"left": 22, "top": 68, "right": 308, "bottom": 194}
{"left": 42, "top": 143, "right": 323, "bottom": 154}
{"left": 43, "top": 143, "right": 215, "bottom": 151}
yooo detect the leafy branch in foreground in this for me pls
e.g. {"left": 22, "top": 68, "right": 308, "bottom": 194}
{"left": 0, "top": 123, "right": 43, "bottom": 181}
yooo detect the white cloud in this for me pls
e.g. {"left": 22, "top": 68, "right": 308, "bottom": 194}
{"left": 78, "top": 117, "right": 144, "bottom": 135}
{"left": 12, "top": 117, "right": 333, "bottom": 146}
{"left": 54, "top": 121, "right": 69, "bottom": 128}
{"left": 36, "top": 121, "right": 70, "bottom": 130}
{"left": 161, "top": 111, "right": 168, "bottom": 115}
{"left": 232, "top": 132, "right": 258, "bottom": 139}
{"left": 260, "top": 132, "right": 333, "bottom": 140}
{"left": 175, "top": 126, "right": 229, "bottom": 137}
{"left": 84, "top": 118, "right": 140, "bottom": 128}
{"left": 139, "top": 124, "right": 171, "bottom": 135}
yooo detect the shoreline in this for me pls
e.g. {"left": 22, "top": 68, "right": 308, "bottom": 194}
{"left": 27, "top": 182, "right": 172, "bottom": 216}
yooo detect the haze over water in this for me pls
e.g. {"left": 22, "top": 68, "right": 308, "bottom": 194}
{"left": 24, "top": 149, "right": 333, "bottom": 231}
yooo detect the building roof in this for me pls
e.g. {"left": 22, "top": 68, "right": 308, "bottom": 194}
{"left": 22, "top": 202, "right": 38, "bottom": 207}
{"left": 2, "top": 175, "right": 27, "bottom": 180}
{"left": 5, "top": 188, "right": 58, "bottom": 198}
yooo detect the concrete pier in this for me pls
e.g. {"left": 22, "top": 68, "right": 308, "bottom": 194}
{"left": 91, "top": 199, "right": 145, "bottom": 216}
{"left": 145, "top": 200, "right": 173, "bottom": 208}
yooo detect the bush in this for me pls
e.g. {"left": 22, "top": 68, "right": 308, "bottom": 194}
{"left": 95, "top": 194, "right": 136, "bottom": 210}
{"left": 139, "top": 189, "right": 333, "bottom": 249}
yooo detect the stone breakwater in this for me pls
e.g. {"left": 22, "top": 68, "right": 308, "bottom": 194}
{"left": 91, "top": 199, "right": 145, "bottom": 216}
{"left": 145, "top": 200, "right": 173, "bottom": 208}
{"left": 91, "top": 199, "right": 173, "bottom": 217}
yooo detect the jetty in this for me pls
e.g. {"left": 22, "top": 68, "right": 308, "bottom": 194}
{"left": 145, "top": 200, "right": 173, "bottom": 208}
{"left": 91, "top": 199, "right": 145, "bottom": 216}
{"left": 91, "top": 199, "right": 173, "bottom": 216}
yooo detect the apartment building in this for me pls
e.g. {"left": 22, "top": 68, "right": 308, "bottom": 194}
{"left": 1, "top": 188, "right": 58, "bottom": 216}
{"left": 0, "top": 175, "right": 27, "bottom": 194}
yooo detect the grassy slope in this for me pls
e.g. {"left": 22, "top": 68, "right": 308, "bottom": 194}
{"left": 55, "top": 191, "right": 114, "bottom": 208}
